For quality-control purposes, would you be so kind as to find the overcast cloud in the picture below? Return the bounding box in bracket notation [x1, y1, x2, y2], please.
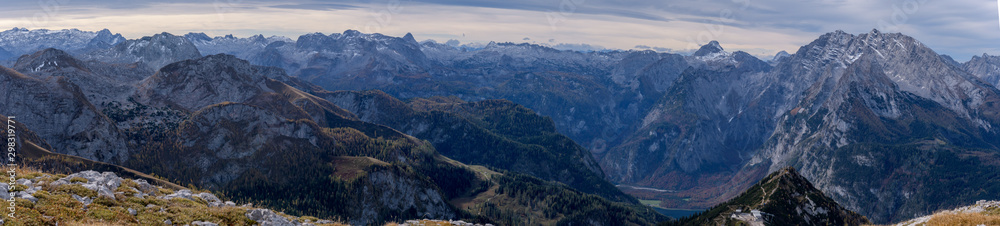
[0, 0, 996, 60]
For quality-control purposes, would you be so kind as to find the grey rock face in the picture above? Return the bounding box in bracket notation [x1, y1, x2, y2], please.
[85, 29, 127, 50]
[745, 30, 1000, 223]
[161, 189, 224, 207]
[176, 103, 320, 188]
[191, 221, 219, 226]
[12, 48, 152, 105]
[84, 32, 201, 70]
[73, 194, 94, 205]
[601, 43, 778, 189]
[133, 179, 158, 195]
[963, 53, 1000, 88]
[345, 169, 456, 225]
[51, 170, 123, 200]
[134, 54, 273, 112]
[770, 50, 791, 64]
[246, 209, 298, 226]
[184, 32, 291, 61]
[692, 40, 725, 57]
[0, 28, 123, 60]
[0, 66, 132, 163]
[0, 184, 8, 200]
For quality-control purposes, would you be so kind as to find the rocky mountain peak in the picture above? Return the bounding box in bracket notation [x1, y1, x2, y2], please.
[249, 34, 267, 43]
[295, 32, 335, 50]
[780, 29, 997, 120]
[12, 48, 88, 73]
[137, 53, 273, 111]
[693, 40, 725, 57]
[403, 32, 417, 44]
[96, 31, 202, 70]
[184, 32, 213, 42]
[963, 52, 1000, 87]
[678, 167, 870, 225]
[342, 29, 362, 37]
[157, 53, 262, 84]
[485, 41, 499, 49]
[771, 50, 791, 62]
[88, 28, 125, 47]
[0, 28, 104, 59]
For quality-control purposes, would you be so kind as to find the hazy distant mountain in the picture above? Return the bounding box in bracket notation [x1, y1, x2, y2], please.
[964, 53, 1000, 87]
[184, 32, 291, 61]
[82, 32, 201, 70]
[6, 27, 1000, 225]
[0, 27, 123, 61]
[770, 50, 791, 64]
[13, 48, 153, 105]
[190, 31, 699, 159]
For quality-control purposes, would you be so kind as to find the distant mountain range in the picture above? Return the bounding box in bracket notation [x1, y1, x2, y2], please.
[2, 27, 1000, 224]
[0, 33, 666, 224]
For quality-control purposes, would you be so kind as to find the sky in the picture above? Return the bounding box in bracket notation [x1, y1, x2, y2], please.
[0, 0, 997, 61]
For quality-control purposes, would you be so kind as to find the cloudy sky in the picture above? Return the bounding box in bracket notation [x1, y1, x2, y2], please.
[0, 0, 997, 60]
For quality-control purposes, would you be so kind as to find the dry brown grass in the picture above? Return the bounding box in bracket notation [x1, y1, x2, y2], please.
[12, 164, 42, 177]
[0, 166, 352, 226]
[923, 212, 1000, 226]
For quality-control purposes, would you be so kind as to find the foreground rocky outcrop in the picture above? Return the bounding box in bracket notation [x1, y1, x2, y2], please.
[0, 168, 348, 225]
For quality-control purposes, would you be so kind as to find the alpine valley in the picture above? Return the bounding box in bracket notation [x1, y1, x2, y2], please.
[2, 27, 1000, 225]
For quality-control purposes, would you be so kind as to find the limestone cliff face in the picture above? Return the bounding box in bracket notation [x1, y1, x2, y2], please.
[12, 48, 152, 105]
[134, 54, 272, 112]
[84, 32, 202, 71]
[749, 30, 1000, 223]
[0, 66, 131, 163]
[964, 53, 1000, 88]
